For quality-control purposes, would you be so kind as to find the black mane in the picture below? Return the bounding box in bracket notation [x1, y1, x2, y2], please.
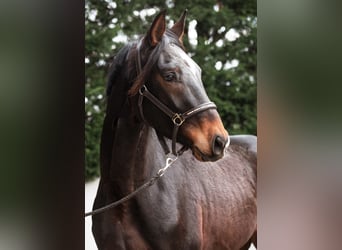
[106, 42, 134, 97]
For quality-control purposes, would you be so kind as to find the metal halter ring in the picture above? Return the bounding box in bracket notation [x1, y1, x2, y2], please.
[139, 85, 147, 95]
[172, 113, 185, 126]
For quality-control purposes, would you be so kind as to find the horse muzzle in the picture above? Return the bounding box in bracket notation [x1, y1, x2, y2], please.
[183, 110, 229, 162]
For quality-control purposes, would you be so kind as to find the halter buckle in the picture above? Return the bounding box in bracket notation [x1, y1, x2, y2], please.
[172, 113, 185, 126]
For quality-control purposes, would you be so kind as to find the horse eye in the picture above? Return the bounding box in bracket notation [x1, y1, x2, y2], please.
[164, 72, 176, 82]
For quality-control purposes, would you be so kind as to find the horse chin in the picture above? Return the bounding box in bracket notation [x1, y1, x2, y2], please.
[191, 146, 223, 162]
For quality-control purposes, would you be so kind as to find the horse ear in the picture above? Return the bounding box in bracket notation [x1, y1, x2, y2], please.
[147, 10, 166, 47]
[170, 10, 188, 42]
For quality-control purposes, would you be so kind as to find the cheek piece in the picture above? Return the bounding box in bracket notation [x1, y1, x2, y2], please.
[138, 84, 217, 156]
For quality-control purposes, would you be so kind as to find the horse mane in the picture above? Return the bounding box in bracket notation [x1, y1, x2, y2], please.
[106, 42, 134, 97]
[105, 42, 138, 119]
[100, 43, 136, 179]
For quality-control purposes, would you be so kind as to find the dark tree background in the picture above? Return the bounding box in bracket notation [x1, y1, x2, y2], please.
[85, 0, 256, 180]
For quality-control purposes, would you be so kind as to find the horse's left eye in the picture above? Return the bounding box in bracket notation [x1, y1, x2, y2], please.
[164, 72, 176, 82]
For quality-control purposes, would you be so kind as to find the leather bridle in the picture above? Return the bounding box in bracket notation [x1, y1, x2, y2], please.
[136, 41, 217, 156]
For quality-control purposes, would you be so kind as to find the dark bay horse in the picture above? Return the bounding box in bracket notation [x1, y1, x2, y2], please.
[92, 10, 257, 250]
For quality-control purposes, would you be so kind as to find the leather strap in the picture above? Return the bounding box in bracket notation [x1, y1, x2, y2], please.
[156, 131, 171, 155]
[139, 86, 175, 118]
[138, 85, 217, 156]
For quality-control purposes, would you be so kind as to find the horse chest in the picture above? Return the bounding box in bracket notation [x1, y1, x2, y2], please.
[131, 168, 256, 250]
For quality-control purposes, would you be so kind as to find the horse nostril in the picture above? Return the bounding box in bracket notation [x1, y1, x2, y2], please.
[212, 135, 227, 156]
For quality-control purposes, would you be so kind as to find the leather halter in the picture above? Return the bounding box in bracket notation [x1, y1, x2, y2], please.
[135, 41, 217, 156]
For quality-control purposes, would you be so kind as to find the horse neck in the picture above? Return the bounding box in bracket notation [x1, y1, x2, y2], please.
[107, 116, 162, 195]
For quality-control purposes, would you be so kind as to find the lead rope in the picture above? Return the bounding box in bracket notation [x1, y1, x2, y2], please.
[85, 156, 178, 217]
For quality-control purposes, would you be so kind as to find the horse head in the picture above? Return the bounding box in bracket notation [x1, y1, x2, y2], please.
[127, 10, 229, 161]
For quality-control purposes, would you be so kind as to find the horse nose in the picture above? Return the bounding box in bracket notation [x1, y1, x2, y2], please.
[212, 135, 227, 157]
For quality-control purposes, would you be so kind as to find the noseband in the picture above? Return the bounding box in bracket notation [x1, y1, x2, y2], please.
[136, 41, 217, 156]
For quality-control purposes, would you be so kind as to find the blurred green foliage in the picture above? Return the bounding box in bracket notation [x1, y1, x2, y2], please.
[85, 0, 256, 180]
